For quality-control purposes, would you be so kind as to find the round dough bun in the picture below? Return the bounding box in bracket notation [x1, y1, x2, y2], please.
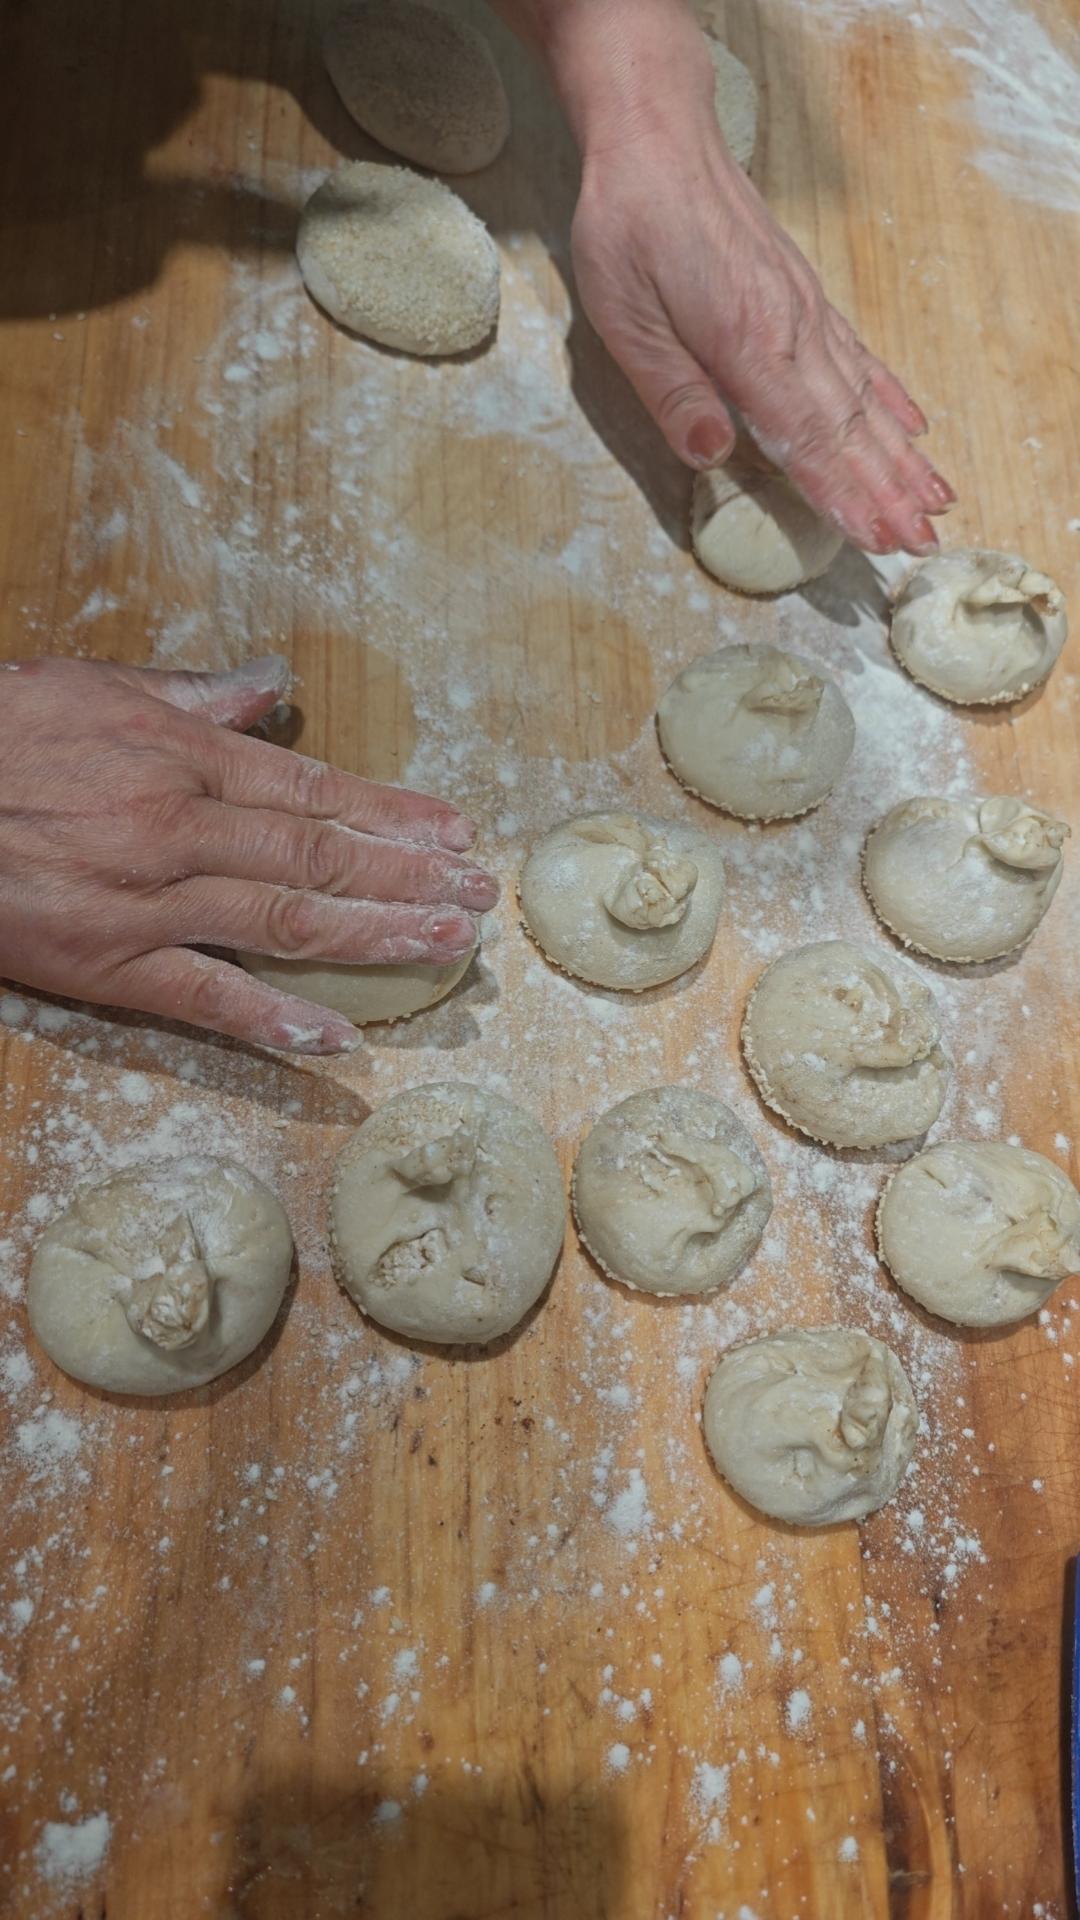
[658, 642, 855, 821]
[331, 1082, 566, 1345]
[742, 939, 950, 1149]
[297, 162, 499, 357]
[237, 939, 478, 1030]
[707, 36, 758, 170]
[573, 1088, 772, 1296]
[324, 0, 510, 174]
[891, 549, 1068, 705]
[864, 793, 1068, 963]
[519, 810, 725, 991]
[691, 446, 844, 595]
[877, 1140, 1080, 1328]
[703, 1326, 918, 1526]
[27, 1158, 294, 1397]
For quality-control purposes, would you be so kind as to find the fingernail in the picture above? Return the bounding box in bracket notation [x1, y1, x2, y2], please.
[272, 1019, 360, 1055]
[926, 472, 957, 510]
[438, 814, 477, 852]
[686, 419, 733, 470]
[869, 517, 898, 553]
[909, 516, 939, 553]
[223, 654, 291, 691]
[424, 910, 476, 952]
[908, 401, 929, 435]
[458, 870, 500, 911]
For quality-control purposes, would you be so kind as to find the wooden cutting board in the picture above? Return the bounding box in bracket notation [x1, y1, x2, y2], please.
[1, 0, 1078, 1915]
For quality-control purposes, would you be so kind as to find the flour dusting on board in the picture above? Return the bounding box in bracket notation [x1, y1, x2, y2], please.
[2, 53, 1078, 1907]
[765, 0, 1080, 213]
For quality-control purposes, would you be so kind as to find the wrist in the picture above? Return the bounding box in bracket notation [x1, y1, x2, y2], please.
[496, 0, 716, 156]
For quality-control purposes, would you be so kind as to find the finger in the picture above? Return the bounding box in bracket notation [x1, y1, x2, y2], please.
[163, 877, 479, 966]
[604, 322, 736, 471]
[189, 800, 499, 911]
[826, 317, 928, 439]
[756, 334, 938, 555]
[110, 656, 293, 732]
[826, 316, 955, 513]
[103, 947, 362, 1054]
[196, 729, 478, 854]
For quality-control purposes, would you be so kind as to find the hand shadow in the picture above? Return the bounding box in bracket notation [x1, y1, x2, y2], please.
[224, 1765, 630, 1920]
[0, 0, 691, 545]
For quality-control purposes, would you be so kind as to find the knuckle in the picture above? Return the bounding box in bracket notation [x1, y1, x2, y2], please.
[837, 404, 869, 448]
[180, 958, 233, 1025]
[655, 380, 710, 430]
[300, 820, 348, 894]
[290, 755, 336, 818]
[262, 888, 321, 956]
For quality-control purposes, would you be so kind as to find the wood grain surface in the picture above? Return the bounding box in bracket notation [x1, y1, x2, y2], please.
[1, 1, 1078, 1916]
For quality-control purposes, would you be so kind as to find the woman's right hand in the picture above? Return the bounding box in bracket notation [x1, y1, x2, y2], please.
[0, 655, 496, 1054]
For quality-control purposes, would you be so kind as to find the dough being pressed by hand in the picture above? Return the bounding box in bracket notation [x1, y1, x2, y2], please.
[891, 549, 1068, 705]
[706, 36, 758, 170]
[877, 1140, 1080, 1327]
[297, 162, 499, 356]
[742, 939, 950, 1149]
[237, 941, 478, 1030]
[692, 446, 843, 595]
[519, 810, 725, 991]
[658, 643, 855, 820]
[331, 1082, 565, 1344]
[27, 1158, 294, 1396]
[864, 794, 1068, 963]
[573, 1087, 772, 1296]
[703, 1326, 918, 1525]
[324, 0, 510, 174]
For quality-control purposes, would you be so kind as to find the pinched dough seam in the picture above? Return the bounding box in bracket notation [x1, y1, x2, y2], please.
[514, 880, 711, 995]
[888, 562, 1057, 707]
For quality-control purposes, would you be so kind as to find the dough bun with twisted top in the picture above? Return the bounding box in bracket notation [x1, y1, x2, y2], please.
[519, 810, 725, 990]
[891, 549, 1068, 705]
[658, 642, 855, 820]
[877, 1140, 1080, 1328]
[741, 939, 950, 1149]
[863, 793, 1068, 963]
[572, 1087, 772, 1296]
[703, 1326, 918, 1525]
[331, 1082, 565, 1345]
[27, 1158, 294, 1396]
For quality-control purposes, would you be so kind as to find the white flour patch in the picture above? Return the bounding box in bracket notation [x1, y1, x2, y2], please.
[35, 1812, 111, 1884]
[778, 0, 1080, 213]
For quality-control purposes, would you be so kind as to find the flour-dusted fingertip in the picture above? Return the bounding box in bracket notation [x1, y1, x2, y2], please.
[436, 813, 478, 853]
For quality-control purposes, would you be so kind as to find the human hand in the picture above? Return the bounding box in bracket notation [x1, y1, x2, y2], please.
[507, 0, 953, 556]
[0, 656, 496, 1053]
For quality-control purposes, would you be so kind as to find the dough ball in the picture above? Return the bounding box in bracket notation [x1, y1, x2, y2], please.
[703, 1326, 917, 1525]
[658, 643, 855, 821]
[742, 939, 949, 1149]
[331, 1081, 565, 1344]
[297, 161, 499, 356]
[707, 37, 758, 170]
[878, 1141, 1080, 1328]
[573, 1087, 772, 1296]
[691, 448, 843, 595]
[324, 0, 510, 175]
[864, 793, 1068, 963]
[237, 940, 478, 1030]
[519, 810, 725, 991]
[27, 1158, 294, 1397]
[891, 549, 1068, 705]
